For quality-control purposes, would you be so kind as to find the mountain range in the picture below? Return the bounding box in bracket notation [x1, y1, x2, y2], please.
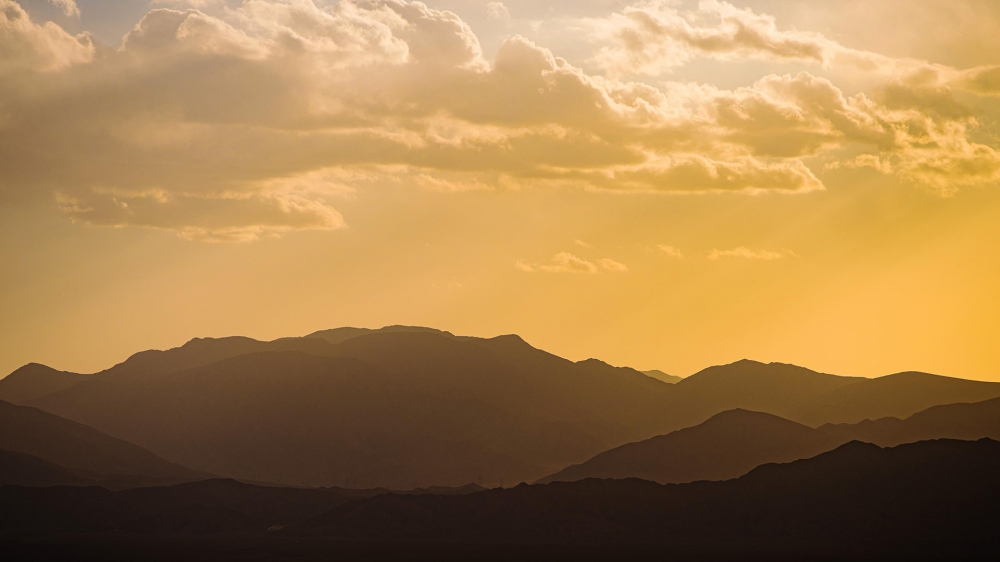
[3, 326, 1000, 488]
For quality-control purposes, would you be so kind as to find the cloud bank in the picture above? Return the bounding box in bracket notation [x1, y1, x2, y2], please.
[1, 0, 999, 240]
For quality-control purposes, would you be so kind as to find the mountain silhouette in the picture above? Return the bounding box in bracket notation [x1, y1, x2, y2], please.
[4, 327, 1000, 488]
[7, 331, 674, 487]
[537, 409, 846, 484]
[0, 364, 87, 404]
[295, 439, 1000, 558]
[0, 399, 203, 487]
[821, 396, 1000, 446]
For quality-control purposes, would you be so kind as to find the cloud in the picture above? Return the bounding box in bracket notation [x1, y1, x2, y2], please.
[707, 247, 792, 260]
[57, 189, 346, 242]
[586, 0, 834, 76]
[1, 0, 999, 241]
[486, 2, 510, 21]
[598, 258, 628, 272]
[658, 244, 683, 257]
[518, 252, 598, 273]
[517, 252, 628, 273]
[0, 0, 92, 72]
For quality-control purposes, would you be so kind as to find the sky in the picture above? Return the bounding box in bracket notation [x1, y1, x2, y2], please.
[2, 0, 1000, 381]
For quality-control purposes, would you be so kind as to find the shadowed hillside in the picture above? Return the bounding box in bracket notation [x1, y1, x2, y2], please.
[0, 400, 203, 488]
[0, 449, 90, 487]
[296, 439, 1000, 558]
[537, 409, 846, 484]
[4, 440, 997, 559]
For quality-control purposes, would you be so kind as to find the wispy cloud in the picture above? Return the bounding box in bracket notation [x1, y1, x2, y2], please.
[485, 2, 510, 21]
[658, 244, 683, 258]
[517, 252, 627, 273]
[708, 247, 794, 261]
[598, 258, 628, 272]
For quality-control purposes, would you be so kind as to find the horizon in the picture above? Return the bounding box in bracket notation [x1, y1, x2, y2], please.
[6, 323, 997, 383]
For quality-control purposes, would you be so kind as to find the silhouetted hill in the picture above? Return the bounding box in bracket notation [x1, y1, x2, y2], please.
[641, 369, 681, 384]
[0, 479, 350, 535]
[296, 439, 1000, 557]
[303, 325, 455, 345]
[538, 409, 846, 484]
[0, 400, 203, 487]
[821, 397, 1000, 446]
[0, 478, 486, 537]
[0, 449, 89, 487]
[2, 441, 998, 559]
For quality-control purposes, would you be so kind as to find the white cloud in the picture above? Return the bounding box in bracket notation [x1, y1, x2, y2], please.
[586, 0, 834, 76]
[0, 0, 92, 72]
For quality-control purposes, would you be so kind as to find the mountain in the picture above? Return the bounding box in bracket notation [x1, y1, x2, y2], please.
[537, 409, 846, 484]
[0, 399, 203, 487]
[5, 326, 1000, 488]
[642, 369, 682, 384]
[296, 439, 1000, 558]
[9, 331, 675, 487]
[821, 397, 1000, 447]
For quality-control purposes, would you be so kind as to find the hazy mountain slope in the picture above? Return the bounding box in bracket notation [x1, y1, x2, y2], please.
[820, 397, 1000, 447]
[538, 409, 846, 484]
[297, 439, 1000, 558]
[0, 449, 90, 487]
[642, 369, 682, 384]
[0, 400, 201, 483]
[574, 359, 673, 394]
[0, 364, 87, 404]
[660, 360, 1000, 431]
[799, 371, 1000, 426]
[659, 360, 864, 429]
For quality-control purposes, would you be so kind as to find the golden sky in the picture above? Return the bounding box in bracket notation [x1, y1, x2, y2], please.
[2, 0, 1000, 380]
